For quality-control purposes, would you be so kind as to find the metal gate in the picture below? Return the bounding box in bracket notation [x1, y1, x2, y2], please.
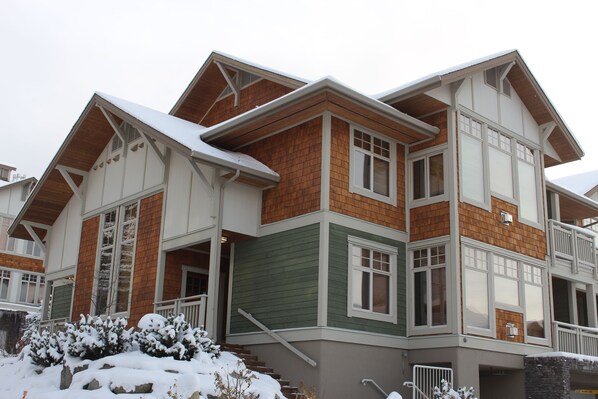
[405, 365, 453, 399]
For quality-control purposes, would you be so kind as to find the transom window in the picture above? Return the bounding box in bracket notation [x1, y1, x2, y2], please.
[348, 236, 397, 323]
[94, 201, 139, 316]
[412, 245, 447, 328]
[350, 127, 396, 205]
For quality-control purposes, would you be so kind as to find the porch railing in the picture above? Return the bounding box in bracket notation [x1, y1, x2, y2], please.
[39, 317, 69, 333]
[154, 294, 208, 329]
[404, 365, 453, 399]
[549, 220, 597, 272]
[553, 321, 598, 356]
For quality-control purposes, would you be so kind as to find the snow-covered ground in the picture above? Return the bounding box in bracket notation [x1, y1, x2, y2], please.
[0, 350, 286, 399]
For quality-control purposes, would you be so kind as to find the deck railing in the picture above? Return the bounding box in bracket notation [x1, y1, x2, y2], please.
[553, 321, 598, 356]
[549, 220, 597, 272]
[154, 294, 208, 329]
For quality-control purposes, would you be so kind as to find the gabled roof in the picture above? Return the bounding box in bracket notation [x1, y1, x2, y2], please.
[9, 92, 280, 241]
[200, 76, 439, 149]
[553, 170, 598, 197]
[171, 51, 309, 124]
[377, 50, 584, 166]
[0, 176, 36, 191]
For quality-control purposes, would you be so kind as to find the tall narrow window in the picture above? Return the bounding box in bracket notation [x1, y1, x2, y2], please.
[487, 128, 513, 199]
[463, 246, 489, 330]
[524, 264, 545, 338]
[517, 143, 539, 223]
[459, 115, 485, 204]
[412, 245, 447, 327]
[351, 128, 396, 204]
[348, 237, 397, 323]
[94, 202, 139, 316]
[0, 270, 10, 300]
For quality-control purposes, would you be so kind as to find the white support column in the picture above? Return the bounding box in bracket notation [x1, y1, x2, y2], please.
[587, 283, 598, 328]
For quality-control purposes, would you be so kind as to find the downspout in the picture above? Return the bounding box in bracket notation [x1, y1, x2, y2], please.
[205, 168, 240, 340]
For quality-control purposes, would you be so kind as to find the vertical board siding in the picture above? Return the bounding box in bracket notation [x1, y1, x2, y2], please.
[230, 224, 319, 333]
[327, 224, 406, 336]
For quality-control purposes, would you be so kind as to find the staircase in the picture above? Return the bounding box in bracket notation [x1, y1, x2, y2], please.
[220, 342, 306, 399]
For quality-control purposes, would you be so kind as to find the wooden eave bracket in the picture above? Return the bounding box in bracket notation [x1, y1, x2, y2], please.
[541, 121, 557, 142]
[450, 78, 466, 106]
[21, 221, 50, 253]
[140, 132, 167, 165]
[188, 160, 214, 193]
[215, 61, 240, 106]
[97, 105, 127, 155]
[56, 165, 87, 202]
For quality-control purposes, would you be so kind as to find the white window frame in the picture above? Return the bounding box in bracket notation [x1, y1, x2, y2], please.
[0, 269, 11, 301]
[347, 236, 397, 323]
[458, 111, 543, 229]
[18, 273, 45, 305]
[409, 240, 450, 335]
[408, 146, 448, 207]
[484, 66, 512, 97]
[461, 238, 549, 344]
[180, 265, 208, 298]
[91, 200, 139, 318]
[349, 126, 397, 206]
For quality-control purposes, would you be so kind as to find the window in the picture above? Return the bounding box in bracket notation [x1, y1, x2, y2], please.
[0, 270, 10, 300]
[485, 66, 512, 96]
[462, 242, 547, 340]
[412, 245, 447, 328]
[350, 127, 396, 205]
[411, 151, 446, 203]
[94, 201, 139, 316]
[459, 112, 541, 225]
[524, 264, 545, 338]
[111, 122, 142, 152]
[19, 273, 45, 305]
[348, 236, 397, 323]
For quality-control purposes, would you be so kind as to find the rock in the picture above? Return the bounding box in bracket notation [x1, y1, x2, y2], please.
[188, 391, 201, 399]
[100, 363, 114, 369]
[112, 382, 153, 394]
[84, 379, 101, 390]
[60, 365, 72, 390]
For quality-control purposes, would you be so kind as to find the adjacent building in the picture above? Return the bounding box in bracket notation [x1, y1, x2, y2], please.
[9, 50, 598, 398]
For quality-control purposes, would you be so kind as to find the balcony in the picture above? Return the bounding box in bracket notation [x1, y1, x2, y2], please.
[549, 220, 597, 275]
[553, 321, 598, 356]
[154, 294, 208, 329]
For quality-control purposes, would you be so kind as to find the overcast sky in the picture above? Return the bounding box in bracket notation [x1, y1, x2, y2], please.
[0, 0, 596, 181]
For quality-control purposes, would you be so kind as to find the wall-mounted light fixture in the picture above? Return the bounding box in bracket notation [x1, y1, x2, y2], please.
[220, 236, 228, 244]
[506, 322, 518, 338]
[500, 210, 513, 226]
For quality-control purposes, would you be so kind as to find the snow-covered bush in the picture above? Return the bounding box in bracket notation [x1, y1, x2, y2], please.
[16, 312, 40, 352]
[64, 314, 132, 360]
[433, 379, 477, 399]
[28, 329, 65, 367]
[134, 314, 220, 361]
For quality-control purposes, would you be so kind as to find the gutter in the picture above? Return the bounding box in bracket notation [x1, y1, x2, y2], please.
[376, 75, 442, 105]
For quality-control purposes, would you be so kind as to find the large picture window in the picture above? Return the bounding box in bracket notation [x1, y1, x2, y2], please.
[348, 236, 397, 323]
[350, 127, 396, 205]
[463, 242, 547, 341]
[94, 201, 139, 316]
[458, 112, 541, 226]
[412, 245, 447, 328]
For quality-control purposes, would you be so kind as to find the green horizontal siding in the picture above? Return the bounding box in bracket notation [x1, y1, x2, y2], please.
[328, 223, 406, 336]
[230, 224, 319, 333]
[50, 284, 73, 320]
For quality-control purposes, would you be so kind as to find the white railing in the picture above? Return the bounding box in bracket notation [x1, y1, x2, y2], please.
[154, 294, 208, 329]
[404, 365, 453, 399]
[549, 220, 597, 272]
[553, 321, 598, 356]
[39, 317, 69, 333]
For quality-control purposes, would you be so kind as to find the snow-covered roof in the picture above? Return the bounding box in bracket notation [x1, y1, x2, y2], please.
[96, 92, 279, 182]
[553, 170, 598, 196]
[375, 50, 516, 101]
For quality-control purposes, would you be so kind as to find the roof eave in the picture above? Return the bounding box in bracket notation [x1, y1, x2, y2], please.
[546, 180, 598, 211]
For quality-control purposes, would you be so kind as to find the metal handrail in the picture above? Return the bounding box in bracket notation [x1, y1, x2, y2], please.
[361, 378, 388, 397]
[237, 308, 317, 367]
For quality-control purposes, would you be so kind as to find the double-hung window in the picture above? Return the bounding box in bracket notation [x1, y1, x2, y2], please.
[350, 127, 396, 205]
[19, 273, 45, 305]
[348, 236, 397, 323]
[412, 245, 447, 328]
[94, 201, 139, 316]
